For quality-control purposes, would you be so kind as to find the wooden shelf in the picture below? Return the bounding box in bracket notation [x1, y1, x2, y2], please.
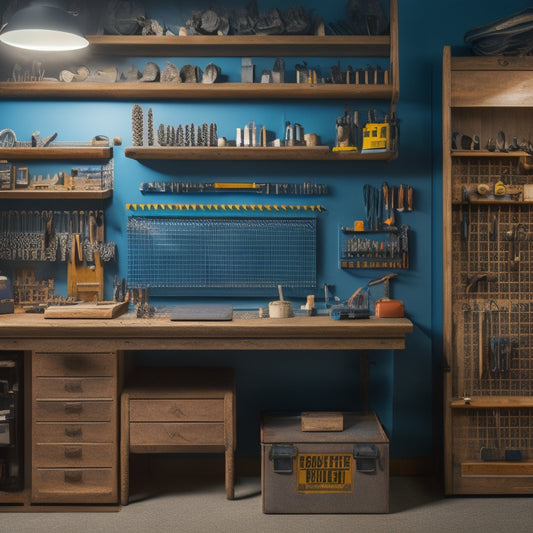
[85, 34, 391, 57]
[450, 397, 533, 409]
[451, 150, 530, 158]
[0, 147, 112, 160]
[124, 146, 397, 161]
[0, 189, 112, 199]
[0, 81, 394, 101]
[461, 461, 533, 477]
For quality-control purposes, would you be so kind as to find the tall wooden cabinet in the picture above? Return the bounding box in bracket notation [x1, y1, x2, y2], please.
[443, 46, 533, 494]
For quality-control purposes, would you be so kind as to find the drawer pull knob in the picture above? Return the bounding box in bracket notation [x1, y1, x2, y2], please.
[65, 402, 83, 414]
[64, 471, 83, 483]
[65, 446, 83, 458]
[65, 426, 83, 438]
[65, 381, 83, 393]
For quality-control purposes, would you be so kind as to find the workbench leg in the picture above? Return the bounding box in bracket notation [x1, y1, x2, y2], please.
[224, 389, 235, 500]
[120, 393, 130, 506]
[360, 351, 369, 412]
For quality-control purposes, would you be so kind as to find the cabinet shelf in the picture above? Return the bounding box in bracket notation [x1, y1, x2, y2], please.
[0, 147, 113, 160]
[0, 189, 112, 199]
[450, 397, 533, 409]
[124, 146, 397, 161]
[451, 150, 530, 158]
[85, 34, 391, 58]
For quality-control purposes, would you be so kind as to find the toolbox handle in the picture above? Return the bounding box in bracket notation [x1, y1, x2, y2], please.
[354, 444, 379, 473]
[270, 444, 297, 474]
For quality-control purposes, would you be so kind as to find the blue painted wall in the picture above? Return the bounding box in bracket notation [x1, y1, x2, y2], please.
[0, 0, 530, 459]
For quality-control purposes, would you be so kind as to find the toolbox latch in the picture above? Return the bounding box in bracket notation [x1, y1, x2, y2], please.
[270, 444, 297, 473]
[353, 444, 379, 473]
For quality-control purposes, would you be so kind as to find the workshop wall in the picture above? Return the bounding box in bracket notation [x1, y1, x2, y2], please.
[0, 0, 529, 460]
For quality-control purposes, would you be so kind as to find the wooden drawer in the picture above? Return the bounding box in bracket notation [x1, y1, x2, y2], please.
[33, 443, 115, 467]
[34, 400, 114, 422]
[129, 422, 224, 447]
[32, 468, 116, 504]
[130, 399, 224, 422]
[34, 422, 114, 443]
[33, 352, 115, 377]
[34, 377, 115, 400]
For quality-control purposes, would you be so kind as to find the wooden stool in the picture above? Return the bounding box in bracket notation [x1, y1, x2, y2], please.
[120, 367, 235, 504]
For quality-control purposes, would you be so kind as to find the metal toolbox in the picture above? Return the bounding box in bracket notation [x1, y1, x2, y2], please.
[261, 411, 389, 514]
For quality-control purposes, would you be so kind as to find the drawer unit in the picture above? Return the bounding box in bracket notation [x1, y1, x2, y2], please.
[129, 399, 224, 422]
[31, 352, 118, 505]
[34, 422, 115, 444]
[34, 377, 115, 400]
[32, 468, 116, 504]
[33, 443, 115, 467]
[129, 422, 225, 450]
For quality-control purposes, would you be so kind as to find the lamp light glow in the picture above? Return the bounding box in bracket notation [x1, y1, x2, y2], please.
[0, 5, 89, 51]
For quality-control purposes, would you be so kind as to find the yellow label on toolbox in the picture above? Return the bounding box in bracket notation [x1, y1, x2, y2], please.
[296, 453, 353, 494]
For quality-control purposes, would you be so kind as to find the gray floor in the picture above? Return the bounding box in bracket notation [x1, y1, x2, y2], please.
[2, 471, 533, 533]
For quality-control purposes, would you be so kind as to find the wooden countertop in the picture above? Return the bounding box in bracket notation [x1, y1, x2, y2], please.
[0, 313, 413, 352]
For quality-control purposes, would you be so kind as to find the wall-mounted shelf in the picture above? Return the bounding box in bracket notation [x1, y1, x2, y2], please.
[124, 146, 397, 161]
[0, 147, 113, 160]
[0, 189, 112, 199]
[0, 81, 394, 101]
[85, 34, 391, 57]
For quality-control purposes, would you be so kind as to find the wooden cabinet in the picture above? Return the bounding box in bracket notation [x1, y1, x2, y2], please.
[120, 367, 235, 504]
[31, 351, 118, 504]
[442, 46, 533, 495]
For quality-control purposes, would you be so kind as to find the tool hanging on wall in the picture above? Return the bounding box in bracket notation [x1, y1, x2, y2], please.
[0, 209, 115, 263]
[139, 181, 328, 195]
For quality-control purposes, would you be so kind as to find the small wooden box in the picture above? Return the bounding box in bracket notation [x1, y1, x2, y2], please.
[262, 411, 389, 514]
[301, 411, 344, 432]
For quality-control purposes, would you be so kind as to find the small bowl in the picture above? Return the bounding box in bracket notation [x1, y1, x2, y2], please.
[269, 300, 292, 318]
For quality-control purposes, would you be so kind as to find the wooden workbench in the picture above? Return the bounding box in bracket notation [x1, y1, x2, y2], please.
[0, 314, 413, 351]
[0, 313, 412, 510]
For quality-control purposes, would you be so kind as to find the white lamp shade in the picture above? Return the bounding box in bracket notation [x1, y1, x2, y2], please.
[0, 5, 89, 51]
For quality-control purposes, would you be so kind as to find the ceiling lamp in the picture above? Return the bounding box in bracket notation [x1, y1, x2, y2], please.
[0, 4, 89, 51]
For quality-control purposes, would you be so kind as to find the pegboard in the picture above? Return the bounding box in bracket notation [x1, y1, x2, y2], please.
[127, 216, 317, 293]
[451, 157, 533, 399]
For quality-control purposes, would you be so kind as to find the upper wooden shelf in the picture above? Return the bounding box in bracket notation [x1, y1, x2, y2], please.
[85, 34, 391, 57]
[0, 81, 394, 100]
[0, 147, 113, 160]
[124, 146, 397, 161]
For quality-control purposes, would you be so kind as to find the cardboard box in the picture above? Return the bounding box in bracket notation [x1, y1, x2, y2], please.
[261, 411, 389, 514]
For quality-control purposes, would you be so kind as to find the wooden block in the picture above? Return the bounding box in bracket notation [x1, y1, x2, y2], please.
[301, 411, 344, 432]
[44, 301, 128, 319]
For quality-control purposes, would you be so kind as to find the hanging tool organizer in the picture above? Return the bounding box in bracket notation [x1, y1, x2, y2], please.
[443, 46, 533, 495]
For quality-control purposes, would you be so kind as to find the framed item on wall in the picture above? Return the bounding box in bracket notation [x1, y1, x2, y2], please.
[0, 160, 13, 190]
[14, 167, 29, 188]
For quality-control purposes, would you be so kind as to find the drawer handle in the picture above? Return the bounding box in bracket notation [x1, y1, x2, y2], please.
[65, 381, 83, 393]
[64, 446, 83, 459]
[65, 426, 82, 438]
[64, 471, 83, 483]
[64, 402, 83, 414]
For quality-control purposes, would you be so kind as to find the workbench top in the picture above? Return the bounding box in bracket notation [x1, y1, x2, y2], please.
[0, 313, 413, 352]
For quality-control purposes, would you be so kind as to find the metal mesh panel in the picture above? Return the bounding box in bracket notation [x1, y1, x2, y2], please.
[452, 408, 533, 463]
[451, 157, 533, 398]
[127, 216, 316, 291]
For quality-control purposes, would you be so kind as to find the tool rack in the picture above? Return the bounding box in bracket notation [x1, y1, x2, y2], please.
[443, 47, 533, 494]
